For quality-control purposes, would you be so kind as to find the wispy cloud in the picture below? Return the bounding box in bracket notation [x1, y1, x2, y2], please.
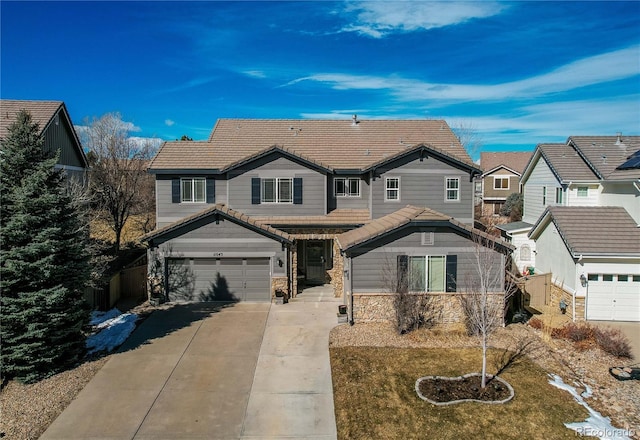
[243, 70, 267, 79]
[164, 119, 175, 127]
[284, 45, 640, 102]
[339, 1, 506, 38]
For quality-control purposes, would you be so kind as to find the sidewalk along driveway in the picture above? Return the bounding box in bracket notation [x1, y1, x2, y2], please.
[590, 321, 640, 360]
[41, 302, 270, 440]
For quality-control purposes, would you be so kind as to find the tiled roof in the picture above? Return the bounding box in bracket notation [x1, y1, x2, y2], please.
[481, 151, 532, 174]
[529, 206, 640, 256]
[254, 209, 370, 226]
[149, 119, 474, 171]
[336, 205, 513, 252]
[0, 100, 63, 139]
[496, 221, 533, 233]
[141, 204, 293, 244]
[569, 135, 640, 180]
[538, 143, 599, 182]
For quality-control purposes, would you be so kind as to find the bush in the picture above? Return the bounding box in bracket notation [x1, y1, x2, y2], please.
[552, 323, 594, 343]
[593, 327, 633, 359]
[527, 317, 544, 330]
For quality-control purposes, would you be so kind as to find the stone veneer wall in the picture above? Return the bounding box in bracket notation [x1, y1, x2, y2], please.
[549, 283, 585, 321]
[271, 276, 289, 299]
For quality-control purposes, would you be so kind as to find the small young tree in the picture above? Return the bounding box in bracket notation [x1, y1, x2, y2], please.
[1, 110, 91, 382]
[500, 192, 523, 221]
[458, 233, 515, 388]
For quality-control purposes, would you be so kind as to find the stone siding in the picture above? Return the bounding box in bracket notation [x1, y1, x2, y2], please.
[550, 283, 586, 321]
[271, 276, 289, 299]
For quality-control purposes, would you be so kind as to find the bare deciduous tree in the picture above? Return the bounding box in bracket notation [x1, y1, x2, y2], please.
[458, 234, 515, 388]
[452, 120, 483, 161]
[147, 246, 195, 303]
[78, 113, 156, 252]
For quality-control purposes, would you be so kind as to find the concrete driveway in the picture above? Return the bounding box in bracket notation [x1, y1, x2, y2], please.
[590, 321, 640, 360]
[41, 295, 339, 440]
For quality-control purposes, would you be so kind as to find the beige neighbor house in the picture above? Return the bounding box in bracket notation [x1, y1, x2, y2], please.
[498, 134, 640, 322]
[479, 151, 531, 216]
[0, 100, 89, 182]
[142, 117, 515, 323]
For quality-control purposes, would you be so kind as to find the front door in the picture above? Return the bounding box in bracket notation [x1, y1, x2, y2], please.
[305, 240, 327, 285]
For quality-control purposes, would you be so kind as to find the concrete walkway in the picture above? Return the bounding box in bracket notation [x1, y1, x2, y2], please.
[41, 288, 340, 440]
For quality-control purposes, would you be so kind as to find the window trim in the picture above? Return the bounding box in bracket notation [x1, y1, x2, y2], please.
[493, 176, 510, 190]
[577, 186, 588, 197]
[555, 187, 563, 204]
[445, 177, 460, 202]
[542, 187, 547, 205]
[334, 177, 361, 198]
[261, 177, 293, 204]
[180, 177, 206, 203]
[408, 255, 447, 293]
[385, 177, 400, 202]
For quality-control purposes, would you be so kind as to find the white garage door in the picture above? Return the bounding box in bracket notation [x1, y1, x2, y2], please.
[586, 274, 640, 322]
[168, 257, 271, 302]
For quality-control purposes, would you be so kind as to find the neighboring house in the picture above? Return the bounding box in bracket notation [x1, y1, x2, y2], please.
[143, 117, 514, 323]
[529, 206, 640, 322]
[498, 134, 640, 273]
[0, 100, 89, 181]
[479, 151, 531, 216]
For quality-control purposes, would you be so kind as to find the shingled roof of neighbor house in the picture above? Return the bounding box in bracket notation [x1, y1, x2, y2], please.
[569, 135, 640, 181]
[141, 204, 293, 244]
[480, 151, 532, 174]
[336, 205, 514, 252]
[529, 206, 640, 257]
[149, 118, 477, 172]
[0, 100, 66, 139]
[536, 143, 600, 182]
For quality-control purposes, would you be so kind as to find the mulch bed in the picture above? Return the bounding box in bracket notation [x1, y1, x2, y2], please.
[417, 374, 512, 403]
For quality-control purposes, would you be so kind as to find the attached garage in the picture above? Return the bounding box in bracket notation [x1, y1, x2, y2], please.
[144, 205, 293, 303]
[586, 274, 640, 322]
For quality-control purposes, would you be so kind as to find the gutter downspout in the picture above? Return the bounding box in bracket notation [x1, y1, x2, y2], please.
[572, 289, 576, 322]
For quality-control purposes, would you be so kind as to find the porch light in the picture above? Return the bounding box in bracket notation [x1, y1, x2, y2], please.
[579, 274, 587, 287]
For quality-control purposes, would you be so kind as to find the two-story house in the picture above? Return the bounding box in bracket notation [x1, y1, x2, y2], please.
[0, 100, 89, 182]
[478, 151, 531, 216]
[143, 118, 514, 323]
[498, 134, 640, 322]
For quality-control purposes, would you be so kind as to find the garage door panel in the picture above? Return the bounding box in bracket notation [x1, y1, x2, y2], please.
[587, 279, 640, 322]
[244, 258, 271, 301]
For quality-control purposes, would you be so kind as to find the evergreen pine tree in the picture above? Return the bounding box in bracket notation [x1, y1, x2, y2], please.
[1, 110, 91, 383]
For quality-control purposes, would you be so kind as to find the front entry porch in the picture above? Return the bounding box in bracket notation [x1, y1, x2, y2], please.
[290, 235, 344, 298]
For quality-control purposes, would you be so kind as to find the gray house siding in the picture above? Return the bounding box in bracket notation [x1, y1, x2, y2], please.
[227, 155, 326, 216]
[371, 155, 473, 223]
[328, 175, 370, 211]
[156, 175, 225, 227]
[523, 158, 561, 224]
[43, 112, 85, 168]
[349, 230, 504, 293]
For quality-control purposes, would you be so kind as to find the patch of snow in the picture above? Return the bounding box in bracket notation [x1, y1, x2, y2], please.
[581, 383, 593, 399]
[548, 374, 631, 439]
[90, 308, 123, 326]
[86, 309, 138, 354]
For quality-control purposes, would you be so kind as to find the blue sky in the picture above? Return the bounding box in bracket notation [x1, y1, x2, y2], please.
[1, 1, 639, 159]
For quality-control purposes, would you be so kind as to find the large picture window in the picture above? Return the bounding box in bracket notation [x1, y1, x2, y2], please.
[181, 177, 206, 203]
[262, 178, 293, 203]
[335, 178, 360, 197]
[385, 177, 400, 201]
[445, 177, 460, 201]
[409, 255, 446, 292]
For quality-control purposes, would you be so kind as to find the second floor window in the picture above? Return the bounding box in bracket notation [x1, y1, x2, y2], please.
[385, 177, 400, 201]
[555, 187, 563, 204]
[542, 187, 547, 205]
[262, 177, 293, 203]
[335, 178, 360, 197]
[445, 177, 460, 201]
[181, 177, 206, 203]
[577, 186, 588, 197]
[493, 176, 509, 190]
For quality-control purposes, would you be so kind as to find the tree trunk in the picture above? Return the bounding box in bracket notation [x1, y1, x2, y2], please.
[481, 330, 487, 388]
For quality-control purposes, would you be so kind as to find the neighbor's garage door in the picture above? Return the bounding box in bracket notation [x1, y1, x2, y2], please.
[170, 257, 271, 302]
[586, 274, 640, 322]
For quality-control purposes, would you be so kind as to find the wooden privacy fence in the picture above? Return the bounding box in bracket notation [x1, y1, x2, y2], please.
[84, 264, 147, 310]
[520, 273, 551, 313]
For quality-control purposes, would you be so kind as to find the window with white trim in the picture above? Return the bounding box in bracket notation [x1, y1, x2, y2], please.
[494, 176, 509, 190]
[542, 187, 547, 205]
[445, 177, 460, 201]
[335, 178, 360, 197]
[262, 178, 292, 203]
[181, 177, 206, 203]
[520, 244, 531, 261]
[577, 186, 588, 197]
[385, 177, 400, 201]
[409, 255, 446, 292]
[555, 187, 563, 204]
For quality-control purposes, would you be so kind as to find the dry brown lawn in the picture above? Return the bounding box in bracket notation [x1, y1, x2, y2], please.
[330, 347, 595, 440]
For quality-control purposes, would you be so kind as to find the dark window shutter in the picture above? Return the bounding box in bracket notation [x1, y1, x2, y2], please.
[293, 177, 303, 204]
[446, 255, 457, 292]
[172, 178, 180, 203]
[397, 255, 408, 293]
[251, 178, 261, 204]
[206, 178, 215, 204]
